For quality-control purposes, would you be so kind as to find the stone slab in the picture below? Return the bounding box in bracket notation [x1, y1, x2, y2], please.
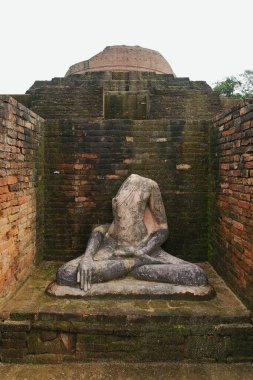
[0, 262, 252, 363]
[1, 363, 253, 380]
[46, 277, 214, 300]
[0, 262, 251, 323]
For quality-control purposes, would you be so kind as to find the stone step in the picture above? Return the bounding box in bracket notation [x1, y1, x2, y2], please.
[0, 262, 252, 363]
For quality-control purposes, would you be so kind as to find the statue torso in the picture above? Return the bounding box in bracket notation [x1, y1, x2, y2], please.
[108, 174, 155, 247]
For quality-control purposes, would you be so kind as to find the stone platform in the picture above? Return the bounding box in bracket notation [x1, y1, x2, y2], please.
[0, 262, 252, 363]
[1, 363, 253, 380]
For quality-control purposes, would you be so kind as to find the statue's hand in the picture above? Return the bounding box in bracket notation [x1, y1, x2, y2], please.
[77, 256, 95, 291]
[113, 247, 135, 258]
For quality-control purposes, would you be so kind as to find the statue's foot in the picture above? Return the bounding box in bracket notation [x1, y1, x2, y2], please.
[56, 258, 137, 288]
[56, 258, 80, 287]
[132, 263, 208, 286]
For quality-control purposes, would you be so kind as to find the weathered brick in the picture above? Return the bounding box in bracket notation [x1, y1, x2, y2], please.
[211, 100, 253, 309]
[0, 320, 31, 332]
[1, 339, 27, 348]
[0, 96, 44, 298]
[0, 178, 8, 187]
[2, 332, 27, 340]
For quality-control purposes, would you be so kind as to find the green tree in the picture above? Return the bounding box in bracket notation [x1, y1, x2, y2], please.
[213, 76, 242, 98]
[213, 70, 253, 98]
[240, 70, 253, 98]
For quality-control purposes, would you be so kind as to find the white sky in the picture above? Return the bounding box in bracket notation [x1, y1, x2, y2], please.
[1, 0, 252, 94]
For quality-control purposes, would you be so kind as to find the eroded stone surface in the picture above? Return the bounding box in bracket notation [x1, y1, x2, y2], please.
[1, 363, 253, 380]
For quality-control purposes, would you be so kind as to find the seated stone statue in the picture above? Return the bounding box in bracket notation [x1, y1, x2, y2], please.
[56, 174, 208, 291]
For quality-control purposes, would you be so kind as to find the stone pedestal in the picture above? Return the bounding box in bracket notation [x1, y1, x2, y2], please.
[47, 276, 214, 300]
[0, 262, 252, 364]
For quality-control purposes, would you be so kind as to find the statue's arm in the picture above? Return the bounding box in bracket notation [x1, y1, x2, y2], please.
[81, 224, 110, 259]
[135, 182, 169, 263]
[149, 182, 168, 229]
[77, 224, 110, 290]
[136, 229, 168, 260]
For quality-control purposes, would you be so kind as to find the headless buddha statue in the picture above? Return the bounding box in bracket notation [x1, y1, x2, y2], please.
[56, 174, 208, 291]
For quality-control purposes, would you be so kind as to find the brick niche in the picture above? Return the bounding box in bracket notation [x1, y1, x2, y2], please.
[26, 71, 221, 262]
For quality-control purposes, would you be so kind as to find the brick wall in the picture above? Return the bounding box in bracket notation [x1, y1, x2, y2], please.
[43, 117, 212, 262]
[27, 72, 220, 263]
[0, 96, 44, 298]
[66, 45, 174, 76]
[27, 73, 220, 121]
[211, 99, 253, 308]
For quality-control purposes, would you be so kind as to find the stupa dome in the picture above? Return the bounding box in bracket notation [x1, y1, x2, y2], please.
[65, 45, 175, 76]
